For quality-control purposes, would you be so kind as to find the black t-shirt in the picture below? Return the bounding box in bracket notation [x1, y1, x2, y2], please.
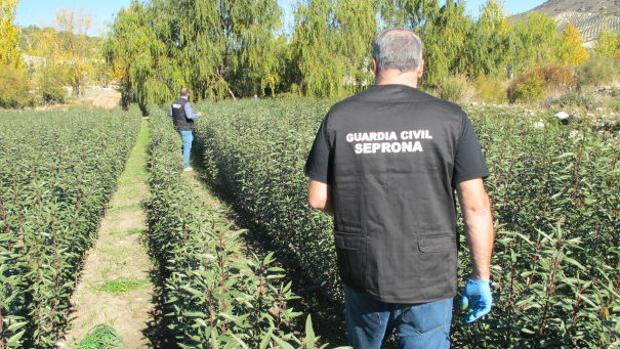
[305, 87, 489, 187]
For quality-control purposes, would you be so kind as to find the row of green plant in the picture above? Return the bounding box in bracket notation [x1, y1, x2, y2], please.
[144, 112, 329, 348]
[0, 107, 141, 348]
[196, 99, 619, 348]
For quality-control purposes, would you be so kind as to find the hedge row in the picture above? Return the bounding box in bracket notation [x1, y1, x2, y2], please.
[145, 112, 325, 348]
[195, 99, 619, 348]
[0, 108, 141, 348]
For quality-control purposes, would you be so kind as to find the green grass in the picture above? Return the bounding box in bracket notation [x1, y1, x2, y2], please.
[96, 277, 150, 295]
[74, 324, 125, 349]
[118, 120, 149, 186]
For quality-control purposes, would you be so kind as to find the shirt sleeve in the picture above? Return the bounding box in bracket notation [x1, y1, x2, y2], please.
[168, 106, 173, 118]
[184, 103, 196, 120]
[452, 112, 489, 186]
[304, 116, 333, 184]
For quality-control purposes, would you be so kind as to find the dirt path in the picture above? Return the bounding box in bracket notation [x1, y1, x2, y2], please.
[60, 120, 153, 348]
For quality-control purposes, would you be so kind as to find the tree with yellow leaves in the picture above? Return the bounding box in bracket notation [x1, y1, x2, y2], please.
[557, 23, 589, 66]
[0, 0, 23, 69]
[0, 0, 31, 108]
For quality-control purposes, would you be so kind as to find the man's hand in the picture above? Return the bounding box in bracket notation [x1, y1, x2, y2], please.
[461, 278, 492, 323]
[307, 180, 332, 214]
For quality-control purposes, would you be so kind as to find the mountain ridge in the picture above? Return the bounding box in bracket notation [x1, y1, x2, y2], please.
[515, 0, 620, 46]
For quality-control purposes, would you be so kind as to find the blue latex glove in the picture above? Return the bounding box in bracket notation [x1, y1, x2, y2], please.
[461, 278, 492, 324]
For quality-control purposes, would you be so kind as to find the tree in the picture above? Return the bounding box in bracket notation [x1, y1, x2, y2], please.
[26, 27, 68, 104]
[0, 0, 24, 69]
[510, 12, 561, 76]
[594, 30, 620, 58]
[421, 1, 473, 86]
[465, 0, 512, 79]
[557, 24, 589, 66]
[335, 0, 377, 90]
[103, 0, 173, 114]
[379, 0, 439, 29]
[290, 0, 347, 97]
[54, 9, 100, 96]
[224, 0, 285, 97]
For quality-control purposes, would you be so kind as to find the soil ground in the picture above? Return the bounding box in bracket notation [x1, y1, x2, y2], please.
[60, 120, 153, 349]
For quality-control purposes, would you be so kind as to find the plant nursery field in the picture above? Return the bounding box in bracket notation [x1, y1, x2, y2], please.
[0, 99, 618, 349]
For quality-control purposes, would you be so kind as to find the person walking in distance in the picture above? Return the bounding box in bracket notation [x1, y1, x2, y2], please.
[169, 88, 201, 171]
[305, 29, 495, 349]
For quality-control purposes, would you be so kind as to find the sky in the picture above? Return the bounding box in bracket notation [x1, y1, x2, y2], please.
[15, 0, 546, 37]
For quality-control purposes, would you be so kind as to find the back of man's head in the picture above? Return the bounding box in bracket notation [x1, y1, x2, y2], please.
[180, 88, 189, 97]
[372, 29, 423, 74]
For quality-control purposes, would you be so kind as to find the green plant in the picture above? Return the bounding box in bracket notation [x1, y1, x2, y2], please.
[74, 324, 125, 349]
[437, 74, 472, 102]
[549, 91, 601, 111]
[474, 75, 507, 103]
[606, 98, 620, 113]
[145, 111, 324, 348]
[0, 65, 33, 108]
[96, 278, 149, 295]
[509, 73, 546, 103]
[577, 55, 620, 87]
[195, 99, 619, 349]
[0, 107, 140, 348]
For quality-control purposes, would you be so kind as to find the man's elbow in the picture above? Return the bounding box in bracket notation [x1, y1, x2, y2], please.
[308, 195, 327, 210]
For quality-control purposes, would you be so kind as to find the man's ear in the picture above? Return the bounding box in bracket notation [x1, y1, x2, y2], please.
[417, 59, 425, 79]
[372, 58, 378, 76]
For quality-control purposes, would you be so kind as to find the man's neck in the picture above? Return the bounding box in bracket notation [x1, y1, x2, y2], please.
[375, 70, 419, 89]
[181, 96, 189, 100]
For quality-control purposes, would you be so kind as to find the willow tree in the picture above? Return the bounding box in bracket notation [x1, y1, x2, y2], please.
[170, 0, 229, 100]
[224, 0, 285, 97]
[420, 1, 473, 86]
[465, 0, 512, 79]
[379, 0, 439, 29]
[290, 0, 347, 97]
[103, 0, 173, 114]
[335, 0, 377, 91]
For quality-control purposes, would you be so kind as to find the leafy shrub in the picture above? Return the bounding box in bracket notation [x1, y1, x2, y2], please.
[34, 63, 68, 105]
[607, 98, 620, 113]
[196, 99, 619, 348]
[509, 65, 576, 103]
[0, 108, 141, 348]
[549, 91, 601, 111]
[508, 73, 546, 103]
[145, 112, 322, 348]
[536, 64, 576, 91]
[0, 65, 34, 108]
[474, 75, 507, 104]
[577, 55, 620, 87]
[437, 74, 473, 102]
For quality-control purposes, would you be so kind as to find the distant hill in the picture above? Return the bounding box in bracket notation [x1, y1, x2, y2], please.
[514, 0, 620, 47]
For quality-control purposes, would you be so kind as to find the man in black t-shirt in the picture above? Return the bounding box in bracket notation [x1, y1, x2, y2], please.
[305, 29, 495, 349]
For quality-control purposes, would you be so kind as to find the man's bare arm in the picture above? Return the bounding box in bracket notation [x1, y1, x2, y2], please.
[457, 178, 494, 280]
[307, 180, 333, 214]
